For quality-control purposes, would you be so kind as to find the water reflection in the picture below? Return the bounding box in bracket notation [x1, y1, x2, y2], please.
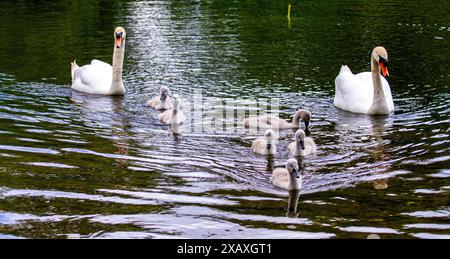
[265, 155, 276, 172]
[70, 91, 131, 166]
[373, 179, 389, 190]
[0, 0, 449, 239]
[286, 189, 301, 218]
[334, 109, 395, 188]
[70, 91, 126, 121]
[334, 109, 393, 142]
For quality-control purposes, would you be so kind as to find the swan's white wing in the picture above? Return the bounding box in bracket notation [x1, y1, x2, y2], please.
[251, 138, 266, 154]
[334, 67, 374, 114]
[158, 110, 172, 124]
[91, 59, 112, 71]
[335, 64, 394, 114]
[148, 96, 161, 108]
[288, 142, 295, 153]
[304, 137, 317, 155]
[270, 169, 289, 190]
[71, 60, 112, 95]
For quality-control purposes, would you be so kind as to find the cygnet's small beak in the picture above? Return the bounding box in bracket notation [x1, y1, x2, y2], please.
[293, 168, 300, 179]
[300, 140, 305, 150]
[160, 92, 167, 101]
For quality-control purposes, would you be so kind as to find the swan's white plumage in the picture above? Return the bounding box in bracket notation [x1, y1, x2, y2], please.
[251, 130, 276, 155]
[147, 87, 173, 110]
[71, 59, 113, 95]
[334, 66, 394, 114]
[288, 137, 316, 157]
[242, 110, 311, 130]
[158, 95, 186, 125]
[251, 138, 276, 155]
[243, 115, 292, 129]
[270, 159, 301, 191]
[158, 110, 186, 124]
[271, 168, 292, 190]
[148, 96, 173, 110]
[288, 129, 316, 157]
[70, 27, 126, 96]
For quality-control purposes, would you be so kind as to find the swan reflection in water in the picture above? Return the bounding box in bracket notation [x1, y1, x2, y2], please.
[335, 109, 394, 190]
[373, 179, 389, 190]
[286, 157, 306, 218]
[70, 91, 131, 168]
[286, 189, 301, 218]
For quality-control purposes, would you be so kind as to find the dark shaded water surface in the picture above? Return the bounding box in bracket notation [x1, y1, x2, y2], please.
[0, 0, 449, 238]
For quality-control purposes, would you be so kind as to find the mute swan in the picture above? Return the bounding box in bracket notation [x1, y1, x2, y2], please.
[288, 129, 317, 157]
[158, 94, 186, 126]
[70, 27, 127, 96]
[251, 129, 276, 155]
[334, 46, 394, 115]
[270, 158, 301, 191]
[243, 109, 311, 130]
[147, 86, 173, 110]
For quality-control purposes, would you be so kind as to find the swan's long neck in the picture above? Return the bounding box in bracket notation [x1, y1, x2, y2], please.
[265, 138, 274, 152]
[369, 57, 389, 114]
[171, 104, 179, 123]
[110, 41, 126, 95]
[294, 142, 305, 156]
[292, 112, 301, 128]
[288, 172, 300, 190]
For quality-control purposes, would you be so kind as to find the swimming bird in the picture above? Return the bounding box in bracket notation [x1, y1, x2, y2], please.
[270, 158, 302, 190]
[288, 129, 317, 157]
[334, 46, 394, 115]
[147, 86, 173, 110]
[243, 109, 311, 130]
[158, 94, 186, 127]
[251, 129, 276, 155]
[71, 27, 127, 95]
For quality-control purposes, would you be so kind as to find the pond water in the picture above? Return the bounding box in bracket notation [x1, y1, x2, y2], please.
[0, 0, 449, 239]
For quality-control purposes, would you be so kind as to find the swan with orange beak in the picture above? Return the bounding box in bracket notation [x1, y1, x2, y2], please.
[334, 46, 394, 115]
[71, 27, 127, 95]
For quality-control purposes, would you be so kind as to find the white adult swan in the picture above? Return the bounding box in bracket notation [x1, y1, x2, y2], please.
[270, 158, 301, 191]
[334, 46, 394, 115]
[70, 27, 127, 95]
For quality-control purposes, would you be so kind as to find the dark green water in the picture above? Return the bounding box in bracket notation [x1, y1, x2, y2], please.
[0, 0, 449, 238]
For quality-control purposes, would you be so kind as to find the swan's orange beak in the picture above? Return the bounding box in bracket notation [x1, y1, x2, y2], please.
[115, 32, 123, 48]
[379, 56, 390, 77]
[380, 62, 389, 77]
[115, 38, 122, 48]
